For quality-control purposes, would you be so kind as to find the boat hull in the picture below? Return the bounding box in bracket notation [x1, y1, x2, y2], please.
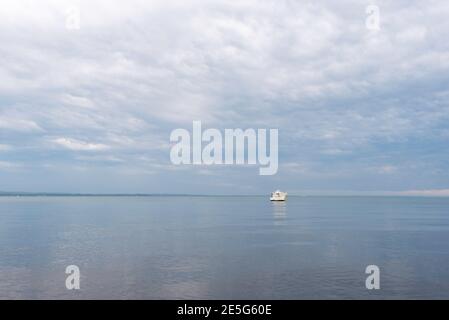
[270, 193, 287, 201]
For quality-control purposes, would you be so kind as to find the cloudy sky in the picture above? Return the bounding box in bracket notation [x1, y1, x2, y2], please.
[0, 0, 449, 195]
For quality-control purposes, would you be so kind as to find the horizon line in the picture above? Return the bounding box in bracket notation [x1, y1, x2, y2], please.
[1, 191, 449, 197]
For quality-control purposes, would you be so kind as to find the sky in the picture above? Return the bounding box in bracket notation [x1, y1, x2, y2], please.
[0, 0, 449, 195]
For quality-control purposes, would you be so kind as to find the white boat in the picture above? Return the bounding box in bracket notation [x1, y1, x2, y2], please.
[270, 190, 287, 201]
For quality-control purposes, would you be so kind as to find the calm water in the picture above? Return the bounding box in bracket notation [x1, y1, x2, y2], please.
[0, 196, 448, 299]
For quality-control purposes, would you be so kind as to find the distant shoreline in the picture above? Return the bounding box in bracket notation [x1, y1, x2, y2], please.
[1, 193, 449, 198]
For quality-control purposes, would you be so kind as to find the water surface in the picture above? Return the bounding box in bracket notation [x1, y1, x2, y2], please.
[0, 196, 448, 299]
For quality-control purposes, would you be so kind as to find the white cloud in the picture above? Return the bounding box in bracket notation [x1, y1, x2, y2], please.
[321, 148, 348, 155]
[398, 189, 449, 197]
[61, 94, 95, 109]
[0, 161, 21, 170]
[0, 117, 42, 132]
[75, 155, 124, 162]
[377, 165, 397, 174]
[282, 162, 308, 174]
[53, 138, 110, 151]
[0, 144, 12, 151]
